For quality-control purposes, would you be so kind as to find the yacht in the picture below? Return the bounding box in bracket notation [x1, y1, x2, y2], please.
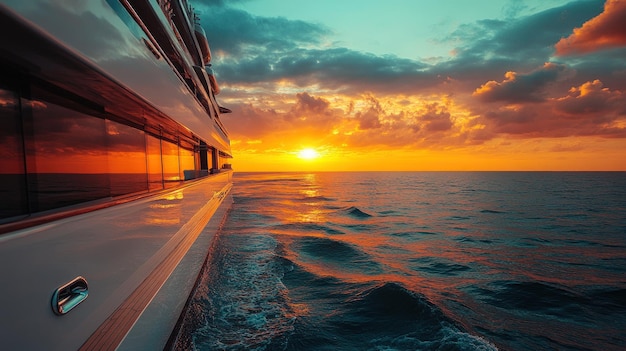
[0, 0, 232, 349]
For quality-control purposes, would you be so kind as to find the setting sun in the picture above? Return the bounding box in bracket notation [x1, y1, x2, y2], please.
[297, 148, 319, 160]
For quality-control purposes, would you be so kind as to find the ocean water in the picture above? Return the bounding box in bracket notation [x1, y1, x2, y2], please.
[176, 172, 626, 351]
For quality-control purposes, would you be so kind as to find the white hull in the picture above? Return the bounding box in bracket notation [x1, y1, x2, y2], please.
[0, 173, 232, 350]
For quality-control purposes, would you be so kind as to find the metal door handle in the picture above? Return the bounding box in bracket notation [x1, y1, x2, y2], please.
[51, 276, 89, 315]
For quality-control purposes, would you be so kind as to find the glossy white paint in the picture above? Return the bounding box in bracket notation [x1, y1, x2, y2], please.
[0, 172, 232, 350]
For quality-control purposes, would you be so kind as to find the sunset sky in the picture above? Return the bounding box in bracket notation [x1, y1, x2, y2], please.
[192, 0, 626, 171]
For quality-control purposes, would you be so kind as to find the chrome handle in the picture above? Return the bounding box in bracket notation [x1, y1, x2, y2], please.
[51, 276, 89, 315]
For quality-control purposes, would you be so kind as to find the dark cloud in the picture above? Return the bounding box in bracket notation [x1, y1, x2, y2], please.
[205, 0, 606, 98]
[475, 79, 626, 138]
[494, 0, 604, 58]
[473, 63, 570, 103]
[447, 1, 604, 62]
[557, 47, 626, 91]
[217, 47, 432, 94]
[554, 79, 625, 118]
[192, 1, 436, 93]
[428, 0, 603, 94]
[194, 6, 330, 57]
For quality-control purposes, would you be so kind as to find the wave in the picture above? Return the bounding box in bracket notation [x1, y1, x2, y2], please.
[467, 280, 594, 319]
[286, 282, 497, 350]
[296, 195, 335, 202]
[561, 238, 623, 248]
[339, 206, 373, 218]
[454, 236, 496, 244]
[588, 287, 626, 311]
[278, 255, 356, 304]
[273, 223, 345, 235]
[296, 236, 382, 275]
[379, 209, 399, 215]
[480, 209, 506, 214]
[298, 236, 367, 260]
[409, 257, 472, 276]
[448, 215, 471, 220]
[346, 282, 435, 318]
[389, 230, 439, 238]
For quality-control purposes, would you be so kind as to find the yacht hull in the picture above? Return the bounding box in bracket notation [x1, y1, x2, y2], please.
[0, 0, 233, 349]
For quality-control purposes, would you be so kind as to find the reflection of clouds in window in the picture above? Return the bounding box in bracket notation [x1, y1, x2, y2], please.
[0, 88, 25, 176]
[30, 99, 107, 158]
[31, 100, 47, 110]
[106, 120, 147, 175]
[0, 89, 16, 107]
[12, 0, 145, 62]
[106, 120, 146, 152]
[0, 86, 27, 218]
[0, 89, 19, 145]
[107, 123, 120, 136]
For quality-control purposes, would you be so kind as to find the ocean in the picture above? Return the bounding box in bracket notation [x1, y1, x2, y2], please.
[176, 172, 626, 351]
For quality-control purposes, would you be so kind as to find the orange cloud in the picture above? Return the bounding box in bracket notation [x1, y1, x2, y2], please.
[555, 0, 626, 55]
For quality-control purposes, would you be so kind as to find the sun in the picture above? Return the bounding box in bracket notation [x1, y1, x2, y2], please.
[297, 148, 319, 160]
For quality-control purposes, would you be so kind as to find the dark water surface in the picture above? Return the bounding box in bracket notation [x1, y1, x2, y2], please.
[178, 172, 626, 351]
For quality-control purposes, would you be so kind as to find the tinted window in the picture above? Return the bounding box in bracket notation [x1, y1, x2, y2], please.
[161, 139, 180, 187]
[0, 81, 215, 226]
[146, 134, 163, 191]
[0, 88, 27, 220]
[179, 143, 195, 180]
[106, 119, 148, 196]
[26, 97, 109, 211]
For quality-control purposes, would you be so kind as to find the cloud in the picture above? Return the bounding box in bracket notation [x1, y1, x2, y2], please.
[218, 47, 432, 94]
[473, 63, 570, 103]
[193, 2, 437, 94]
[291, 92, 330, 115]
[555, 0, 626, 55]
[223, 103, 279, 139]
[555, 79, 625, 117]
[475, 79, 626, 138]
[194, 6, 330, 57]
[355, 96, 383, 130]
[442, 0, 604, 68]
[416, 103, 454, 132]
[201, 0, 606, 100]
[222, 92, 472, 152]
[199, 0, 626, 154]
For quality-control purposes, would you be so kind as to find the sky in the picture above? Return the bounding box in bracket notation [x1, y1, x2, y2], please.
[191, 0, 626, 171]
